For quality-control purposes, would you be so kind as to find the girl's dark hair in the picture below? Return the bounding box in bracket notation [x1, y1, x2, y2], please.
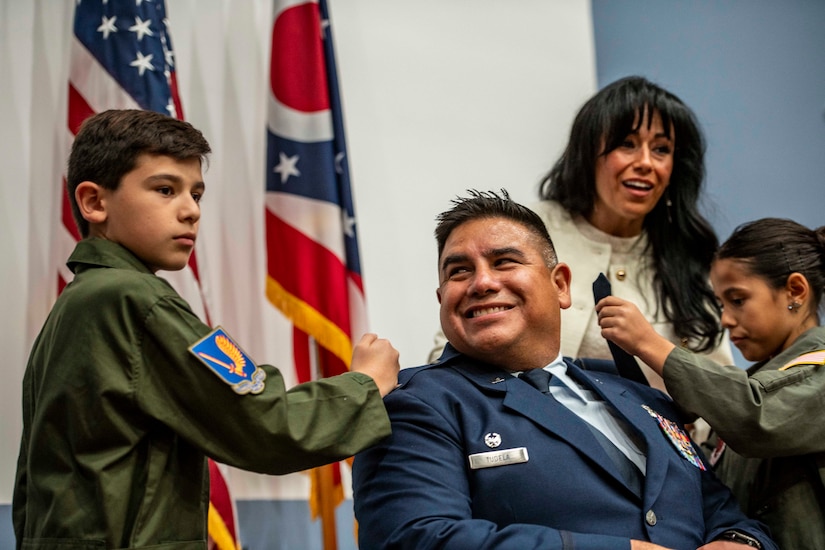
[539, 76, 721, 352]
[716, 218, 825, 320]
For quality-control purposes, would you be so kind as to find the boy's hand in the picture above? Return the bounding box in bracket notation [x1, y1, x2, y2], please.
[351, 333, 400, 397]
[596, 296, 675, 377]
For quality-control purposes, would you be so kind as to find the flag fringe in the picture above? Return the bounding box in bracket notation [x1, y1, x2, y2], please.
[208, 502, 241, 550]
[308, 465, 345, 520]
[266, 275, 352, 367]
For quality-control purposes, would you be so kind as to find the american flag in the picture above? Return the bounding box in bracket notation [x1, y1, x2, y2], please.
[264, 0, 366, 547]
[67, 1, 237, 548]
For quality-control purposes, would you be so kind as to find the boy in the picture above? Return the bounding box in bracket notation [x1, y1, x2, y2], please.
[14, 109, 398, 548]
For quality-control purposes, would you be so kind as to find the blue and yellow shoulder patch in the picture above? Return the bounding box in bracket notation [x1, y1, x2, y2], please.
[779, 349, 825, 371]
[189, 327, 266, 395]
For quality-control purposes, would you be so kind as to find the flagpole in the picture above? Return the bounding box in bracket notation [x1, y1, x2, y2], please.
[267, 1, 362, 545]
[310, 337, 339, 550]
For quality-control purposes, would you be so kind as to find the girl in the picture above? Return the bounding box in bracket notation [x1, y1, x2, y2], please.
[597, 217, 825, 549]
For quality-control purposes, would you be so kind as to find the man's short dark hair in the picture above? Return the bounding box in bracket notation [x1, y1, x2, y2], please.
[67, 109, 212, 238]
[435, 189, 558, 267]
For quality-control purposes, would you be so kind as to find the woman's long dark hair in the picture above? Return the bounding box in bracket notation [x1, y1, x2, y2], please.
[539, 76, 722, 352]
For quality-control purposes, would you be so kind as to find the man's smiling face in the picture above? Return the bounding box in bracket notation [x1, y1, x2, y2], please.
[436, 216, 571, 370]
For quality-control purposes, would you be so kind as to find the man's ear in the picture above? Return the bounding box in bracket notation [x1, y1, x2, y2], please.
[75, 181, 108, 225]
[553, 262, 573, 310]
[436, 287, 443, 305]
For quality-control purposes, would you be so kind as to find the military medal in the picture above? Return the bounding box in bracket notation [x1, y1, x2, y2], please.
[642, 405, 705, 470]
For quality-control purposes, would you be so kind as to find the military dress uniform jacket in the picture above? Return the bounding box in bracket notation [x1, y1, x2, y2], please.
[665, 325, 825, 549]
[352, 344, 776, 550]
[14, 239, 390, 550]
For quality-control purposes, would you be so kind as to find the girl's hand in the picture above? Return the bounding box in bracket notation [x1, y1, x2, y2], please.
[596, 296, 675, 377]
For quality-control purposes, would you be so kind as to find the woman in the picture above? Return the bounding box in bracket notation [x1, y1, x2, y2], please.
[533, 75, 734, 391]
[429, 76, 733, 394]
[597, 217, 825, 549]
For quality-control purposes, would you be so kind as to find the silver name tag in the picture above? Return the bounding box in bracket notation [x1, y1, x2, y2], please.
[468, 447, 529, 469]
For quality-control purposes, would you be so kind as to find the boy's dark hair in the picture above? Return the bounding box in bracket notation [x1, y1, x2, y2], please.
[716, 217, 825, 320]
[67, 109, 212, 238]
[435, 189, 558, 268]
[539, 75, 722, 353]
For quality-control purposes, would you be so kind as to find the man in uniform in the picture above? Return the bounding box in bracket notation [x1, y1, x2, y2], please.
[352, 190, 773, 550]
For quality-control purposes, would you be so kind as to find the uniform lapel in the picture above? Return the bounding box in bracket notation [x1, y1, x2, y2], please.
[496, 368, 642, 498]
[453, 359, 612, 467]
[448, 352, 658, 500]
[568, 364, 671, 504]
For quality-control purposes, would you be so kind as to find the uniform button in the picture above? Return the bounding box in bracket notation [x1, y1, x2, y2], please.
[645, 509, 657, 526]
[616, 269, 627, 281]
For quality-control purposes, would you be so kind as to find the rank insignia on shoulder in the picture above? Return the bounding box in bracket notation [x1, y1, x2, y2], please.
[189, 326, 266, 395]
[779, 349, 825, 371]
[642, 405, 706, 471]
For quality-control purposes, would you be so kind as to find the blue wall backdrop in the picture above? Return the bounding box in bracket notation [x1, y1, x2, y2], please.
[593, 0, 825, 240]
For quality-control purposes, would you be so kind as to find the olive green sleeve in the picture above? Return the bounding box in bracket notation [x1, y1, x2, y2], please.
[664, 346, 825, 457]
[136, 294, 390, 474]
